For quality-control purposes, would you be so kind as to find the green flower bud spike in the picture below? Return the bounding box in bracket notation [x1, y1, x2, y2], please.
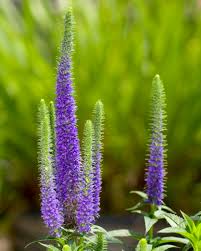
[49, 101, 56, 156]
[76, 120, 95, 232]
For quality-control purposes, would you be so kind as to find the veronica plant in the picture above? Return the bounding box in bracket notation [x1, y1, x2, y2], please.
[123, 75, 179, 250]
[100, 75, 177, 250]
[28, 7, 115, 251]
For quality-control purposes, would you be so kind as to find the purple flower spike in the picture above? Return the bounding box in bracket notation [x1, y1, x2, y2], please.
[145, 75, 167, 206]
[38, 100, 63, 236]
[40, 175, 64, 236]
[55, 9, 81, 225]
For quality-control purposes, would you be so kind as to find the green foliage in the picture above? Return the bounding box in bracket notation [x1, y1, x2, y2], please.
[39, 243, 60, 251]
[94, 232, 108, 251]
[127, 195, 191, 250]
[159, 211, 201, 251]
[26, 225, 113, 251]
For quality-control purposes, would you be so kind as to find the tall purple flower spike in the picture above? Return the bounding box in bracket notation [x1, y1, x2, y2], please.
[145, 75, 167, 206]
[38, 100, 64, 236]
[55, 9, 81, 225]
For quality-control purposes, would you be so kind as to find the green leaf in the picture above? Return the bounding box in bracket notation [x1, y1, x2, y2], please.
[160, 236, 189, 245]
[159, 205, 175, 214]
[163, 213, 185, 228]
[25, 238, 58, 248]
[181, 211, 196, 232]
[144, 216, 158, 233]
[127, 201, 144, 212]
[147, 245, 153, 251]
[182, 243, 192, 251]
[152, 245, 177, 251]
[39, 243, 60, 251]
[159, 227, 185, 234]
[105, 236, 123, 245]
[91, 225, 108, 234]
[129, 230, 144, 240]
[107, 229, 132, 237]
[106, 229, 143, 243]
[130, 191, 148, 199]
[190, 211, 201, 222]
[196, 222, 201, 239]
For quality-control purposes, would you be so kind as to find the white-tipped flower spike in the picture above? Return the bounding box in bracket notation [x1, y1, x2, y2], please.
[38, 99, 63, 236]
[92, 100, 104, 218]
[76, 120, 94, 233]
[145, 74, 167, 206]
[49, 101, 56, 156]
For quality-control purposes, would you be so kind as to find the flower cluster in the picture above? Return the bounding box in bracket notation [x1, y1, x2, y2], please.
[37, 8, 104, 236]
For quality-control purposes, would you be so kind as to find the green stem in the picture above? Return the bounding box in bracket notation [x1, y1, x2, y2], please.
[148, 204, 156, 241]
[149, 226, 153, 240]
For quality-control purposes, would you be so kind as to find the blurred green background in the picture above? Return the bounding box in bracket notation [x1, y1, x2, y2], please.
[0, 0, 201, 235]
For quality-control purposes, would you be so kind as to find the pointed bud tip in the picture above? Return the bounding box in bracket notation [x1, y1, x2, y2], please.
[96, 99, 103, 106]
[95, 100, 104, 112]
[85, 120, 93, 128]
[49, 101, 54, 107]
[40, 99, 46, 108]
[154, 74, 160, 81]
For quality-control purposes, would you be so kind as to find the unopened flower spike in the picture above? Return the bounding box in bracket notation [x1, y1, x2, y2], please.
[38, 99, 63, 236]
[92, 100, 104, 218]
[55, 8, 82, 225]
[145, 74, 167, 206]
[49, 101, 56, 156]
[76, 120, 94, 233]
